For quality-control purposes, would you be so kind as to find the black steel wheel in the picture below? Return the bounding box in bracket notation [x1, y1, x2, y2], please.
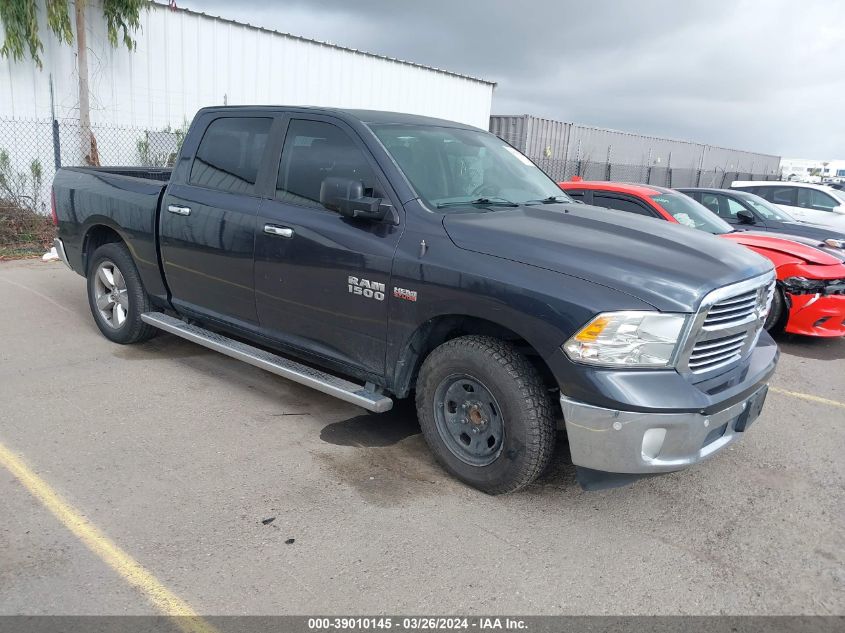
[433, 373, 505, 467]
[415, 335, 555, 494]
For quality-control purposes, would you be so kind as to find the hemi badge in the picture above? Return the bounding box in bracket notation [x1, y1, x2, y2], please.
[393, 287, 418, 302]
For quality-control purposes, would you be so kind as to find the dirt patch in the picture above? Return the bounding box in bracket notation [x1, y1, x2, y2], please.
[314, 433, 467, 507]
[0, 202, 55, 261]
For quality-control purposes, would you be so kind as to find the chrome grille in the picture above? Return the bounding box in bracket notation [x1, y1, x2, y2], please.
[688, 333, 747, 372]
[703, 290, 758, 327]
[679, 273, 775, 375]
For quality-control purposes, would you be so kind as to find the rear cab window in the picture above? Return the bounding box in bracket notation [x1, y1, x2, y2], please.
[189, 117, 273, 194]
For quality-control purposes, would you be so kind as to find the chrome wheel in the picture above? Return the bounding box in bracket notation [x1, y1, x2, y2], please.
[93, 260, 129, 329]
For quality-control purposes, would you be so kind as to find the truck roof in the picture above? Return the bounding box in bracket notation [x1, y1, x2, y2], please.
[194, 105, 481, 130]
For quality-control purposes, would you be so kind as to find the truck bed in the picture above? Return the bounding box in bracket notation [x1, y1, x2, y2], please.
[52, 166, 171, 301]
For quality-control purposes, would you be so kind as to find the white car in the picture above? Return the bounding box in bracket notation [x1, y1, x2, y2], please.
[730, 181, 845, 230]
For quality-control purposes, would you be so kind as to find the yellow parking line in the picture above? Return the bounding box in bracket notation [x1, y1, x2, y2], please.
[770, 386, 845, 409]
[0, 442, 218, 633]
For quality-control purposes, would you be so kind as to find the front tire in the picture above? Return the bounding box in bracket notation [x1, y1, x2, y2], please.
[415, 336, 555, 494]
[86, 242, 157, 344]
[764, 286, 787, 333]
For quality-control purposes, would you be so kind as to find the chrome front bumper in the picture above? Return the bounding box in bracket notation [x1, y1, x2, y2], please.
[53, 238, 71, 270]
[561, 384, 768, 474]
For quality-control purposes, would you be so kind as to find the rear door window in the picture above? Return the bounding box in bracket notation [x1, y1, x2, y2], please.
[765, 186, 797, 206]
[797, 188, 838, 212]
[190, 117, 272, 194]
[275, 119, 378, 210]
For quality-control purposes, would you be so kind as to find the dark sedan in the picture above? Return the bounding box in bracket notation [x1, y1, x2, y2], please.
[677, 187, 845, 249]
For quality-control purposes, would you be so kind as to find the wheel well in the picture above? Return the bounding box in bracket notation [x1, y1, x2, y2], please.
[394, 315, 558, 398]
[83, 225, 123, 272]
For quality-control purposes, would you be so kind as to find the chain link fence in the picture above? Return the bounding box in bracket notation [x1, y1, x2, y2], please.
[0, 117, 188, 216]
[0, 116, 187, 256]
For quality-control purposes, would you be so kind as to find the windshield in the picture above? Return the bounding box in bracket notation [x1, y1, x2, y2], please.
[737, 192, 796, 221]
[650, 193, 733, 234]
[368, 123, 571, 209]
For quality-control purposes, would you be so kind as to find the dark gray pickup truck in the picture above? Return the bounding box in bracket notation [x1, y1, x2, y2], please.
[52, 106, 778, 493]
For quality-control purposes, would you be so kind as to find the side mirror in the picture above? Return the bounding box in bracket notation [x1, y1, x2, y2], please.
[320, 177, 389, 221]
[736, 209, 756, 224]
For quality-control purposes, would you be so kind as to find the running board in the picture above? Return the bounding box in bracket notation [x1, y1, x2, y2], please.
[140, 312, 393, 413]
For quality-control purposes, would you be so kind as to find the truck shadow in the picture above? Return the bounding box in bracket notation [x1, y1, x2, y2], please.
[112, 333, 216, 361]
[774, 332, 845, 361]
[320, 398, 420, 447]
[321, 401, 580, 492]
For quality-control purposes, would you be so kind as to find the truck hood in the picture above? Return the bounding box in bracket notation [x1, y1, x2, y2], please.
[722, 231, 844, 265]
[442, 204, 772, 312]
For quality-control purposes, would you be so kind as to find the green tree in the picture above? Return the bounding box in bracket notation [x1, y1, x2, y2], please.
[0, 0, 144, 69]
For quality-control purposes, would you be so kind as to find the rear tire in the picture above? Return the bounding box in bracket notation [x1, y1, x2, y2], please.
[86, 242, 157, 344]
[764, 286, 787, 333]
[415, 335, 555, 494]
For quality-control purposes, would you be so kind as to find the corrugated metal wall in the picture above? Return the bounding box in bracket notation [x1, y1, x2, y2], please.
[490, 115, 781, 187]
[0, 1, 495, 129]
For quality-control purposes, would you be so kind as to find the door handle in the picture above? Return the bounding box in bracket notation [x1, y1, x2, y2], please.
[264, 224, 294, 238]
[167, 205, 191, 216]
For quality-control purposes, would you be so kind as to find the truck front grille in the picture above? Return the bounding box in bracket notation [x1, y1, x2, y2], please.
[688, 333, 747, 372]
[703, 290, 759, 327]
[679, 273, 775, 376]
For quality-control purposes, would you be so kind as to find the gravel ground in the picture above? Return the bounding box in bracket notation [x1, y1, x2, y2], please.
[0, 259, 843, 616]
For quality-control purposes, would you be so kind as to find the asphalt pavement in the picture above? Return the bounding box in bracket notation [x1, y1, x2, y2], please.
[1, 259, 843, 616]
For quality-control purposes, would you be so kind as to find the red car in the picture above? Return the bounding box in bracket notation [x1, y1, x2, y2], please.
[559, 181, 845, 337]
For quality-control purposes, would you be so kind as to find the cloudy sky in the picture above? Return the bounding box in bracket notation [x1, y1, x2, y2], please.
[180, 0, 844, 158]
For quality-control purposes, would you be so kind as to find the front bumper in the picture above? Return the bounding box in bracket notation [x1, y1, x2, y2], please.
[785, 293, 845, 337]
[562, 383, 769, 475]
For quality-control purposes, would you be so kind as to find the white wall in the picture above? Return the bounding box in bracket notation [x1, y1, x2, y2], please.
[0, 0, 494, 129]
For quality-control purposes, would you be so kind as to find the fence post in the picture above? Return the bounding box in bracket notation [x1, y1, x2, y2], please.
[605, 145, 612, 181]
[696, 169, 702, 186]
[646, 149, 652, 184]
[52, 120, 62, 170]
[49, 74, 62, 169]
[667, 151, 673, 187]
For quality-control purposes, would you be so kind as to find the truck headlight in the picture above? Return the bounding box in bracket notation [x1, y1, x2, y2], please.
[563, 311, 687, 368]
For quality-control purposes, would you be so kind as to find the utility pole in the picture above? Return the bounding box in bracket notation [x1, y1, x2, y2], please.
[75, 0, 97, 165]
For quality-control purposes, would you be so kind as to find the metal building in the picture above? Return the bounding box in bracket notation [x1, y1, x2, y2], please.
[0, 1, 495, 129]
[490, 115, 781, 188]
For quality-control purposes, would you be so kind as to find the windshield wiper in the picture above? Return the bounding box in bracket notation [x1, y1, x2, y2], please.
[523, 195, 570, 205]
[436, 197, 519, 209]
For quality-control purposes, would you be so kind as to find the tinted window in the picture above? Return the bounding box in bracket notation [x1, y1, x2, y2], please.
[765, 186, 797, 205]
[797, 188, 838, 211]
[276, 120, 377, 210]
[567, 190, 587, 201]
[190, 117, 272, 194]
[593, 194, 654, 217]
